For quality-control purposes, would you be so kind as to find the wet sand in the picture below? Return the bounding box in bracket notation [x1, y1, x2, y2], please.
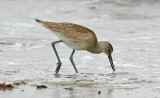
[0, 0, 160, 98]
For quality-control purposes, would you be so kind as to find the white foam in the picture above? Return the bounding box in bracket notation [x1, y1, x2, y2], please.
[14, 42, 23, 47]
[27, 45, 46, 49]
[6, 62, 18, 65]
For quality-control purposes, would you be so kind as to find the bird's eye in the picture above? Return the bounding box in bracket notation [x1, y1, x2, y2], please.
[108, 49, 111, 54]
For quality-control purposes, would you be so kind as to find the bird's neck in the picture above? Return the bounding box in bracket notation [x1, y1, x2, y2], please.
[86, 41, 103, 54]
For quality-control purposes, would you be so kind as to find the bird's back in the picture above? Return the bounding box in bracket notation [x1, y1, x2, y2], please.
[35, 19, 98, 50]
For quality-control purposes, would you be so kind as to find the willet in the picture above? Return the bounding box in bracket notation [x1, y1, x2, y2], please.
[35, 19, 115, 74]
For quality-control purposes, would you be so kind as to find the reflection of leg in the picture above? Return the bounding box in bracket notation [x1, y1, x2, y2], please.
[51, 40, 63, 74]
[70, 50, 78, 73]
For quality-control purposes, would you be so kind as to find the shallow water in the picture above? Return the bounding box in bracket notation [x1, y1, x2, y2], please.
[0, 0, 160, 98]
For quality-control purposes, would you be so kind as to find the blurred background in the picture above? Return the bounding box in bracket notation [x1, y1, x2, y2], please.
[0, 0, 160, 98]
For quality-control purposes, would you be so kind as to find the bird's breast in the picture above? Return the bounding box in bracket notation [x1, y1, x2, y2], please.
[53, 32, 87, 50]
[63, 40, 87, 50]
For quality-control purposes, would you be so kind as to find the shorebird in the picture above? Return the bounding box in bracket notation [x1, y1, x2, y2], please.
[35, 19, 115, 74]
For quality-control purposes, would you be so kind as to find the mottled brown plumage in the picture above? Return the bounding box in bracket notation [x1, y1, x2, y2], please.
[35, 19, 115, 72]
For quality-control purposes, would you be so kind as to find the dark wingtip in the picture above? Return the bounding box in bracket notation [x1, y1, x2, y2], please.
[35, 19, 41, 23]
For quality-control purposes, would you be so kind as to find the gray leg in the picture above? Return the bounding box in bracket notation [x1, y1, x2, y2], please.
[70, 50, 78, 73]
[51, 40, 63, 74]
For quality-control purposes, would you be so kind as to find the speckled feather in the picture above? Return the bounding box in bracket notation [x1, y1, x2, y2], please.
[35, 19, 115, 71]
[35, 19, 98, 51]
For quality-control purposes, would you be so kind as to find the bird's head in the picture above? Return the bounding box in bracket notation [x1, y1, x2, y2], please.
[99, 41, 115, 71]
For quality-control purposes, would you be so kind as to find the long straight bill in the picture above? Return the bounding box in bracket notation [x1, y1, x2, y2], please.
[108, 55, 115, 71]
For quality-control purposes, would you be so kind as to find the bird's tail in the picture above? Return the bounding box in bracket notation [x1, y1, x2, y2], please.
[35, 19, 56, 29]
[35, 19, 46, 24]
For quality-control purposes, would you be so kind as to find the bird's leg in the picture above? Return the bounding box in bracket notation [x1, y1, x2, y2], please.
[51, 40, 63, 74]
[69, 50, 78, 73]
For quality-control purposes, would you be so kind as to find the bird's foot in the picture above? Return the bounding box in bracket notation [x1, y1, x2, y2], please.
[54, 73, 60, 77]
[55, 62, 62, 74]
